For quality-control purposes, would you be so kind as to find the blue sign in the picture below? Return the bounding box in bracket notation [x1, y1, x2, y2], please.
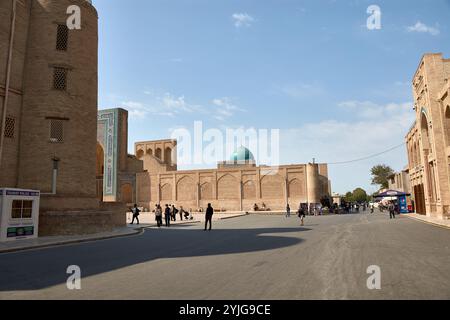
[398, 196, 408, 214]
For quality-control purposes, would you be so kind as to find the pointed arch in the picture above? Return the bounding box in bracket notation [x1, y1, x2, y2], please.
[165, 147, 172, 165]
[420, 110, 432, 152]
[243, 180, 256, 199]
[177, 176, 195, 201]
[200, 182, 213, 200]
[217, 174, 239, 200]
[155, 148, 162, 160]
[160, 183, 173, 201]
[260, 174, 284, 199]
[288, 178, 303, 198]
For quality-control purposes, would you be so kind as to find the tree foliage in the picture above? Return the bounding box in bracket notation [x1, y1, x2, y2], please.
[371, 164, 394, 189]
[352, 188, 368, 203]
[344, 192, 354, 203]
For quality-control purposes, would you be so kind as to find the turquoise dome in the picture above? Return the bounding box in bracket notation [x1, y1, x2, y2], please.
[230, 147, 255, 162]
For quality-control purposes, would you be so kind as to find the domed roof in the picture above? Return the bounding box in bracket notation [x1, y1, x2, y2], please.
[230, 146, 255, 162]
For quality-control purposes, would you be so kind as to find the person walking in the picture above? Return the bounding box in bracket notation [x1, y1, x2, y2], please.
[130, 204, 140, 225]
[389, 202, 396, 219]
[155, 204, 163, 228]
[286, 204, 291, 218]
[204, 203, 214, 231]
[298, 207, 306, 226]
[172, 205, 179, 222]
[179, 206, 185, 221]
[168, 204, 175, 222]
[164, 204, 171, 227]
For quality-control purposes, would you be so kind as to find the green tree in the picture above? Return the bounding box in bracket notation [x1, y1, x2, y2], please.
[344, 192, 354, 203]
[353, 188, 368, 203]
[371, 164, 394, 189]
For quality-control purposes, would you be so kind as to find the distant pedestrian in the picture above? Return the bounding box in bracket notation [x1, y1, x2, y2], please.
[130, 204, 140, 225]
[179, 206, 185, 221]
[298, 207, 306, 226]
[389, 202, 396, 219]
[286, 204, 291, 218]
[171, 205, 178, 222]
[205, 203, 214, 231]
[164, 204, 171, 227]
[155, 204, 163, 227]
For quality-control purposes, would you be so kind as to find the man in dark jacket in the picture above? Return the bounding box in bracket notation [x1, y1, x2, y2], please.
[389, 202, 396, 219]
[164, 204, 171, 227]
[130, 204, 140, 225]
[205, 203, 214, 231]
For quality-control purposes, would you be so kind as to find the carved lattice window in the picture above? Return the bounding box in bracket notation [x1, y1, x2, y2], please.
[53, 67, 68, 90]
[56, 24, 69, 51]
[4, 117, 15, 139]
[49, 119, 64, 143]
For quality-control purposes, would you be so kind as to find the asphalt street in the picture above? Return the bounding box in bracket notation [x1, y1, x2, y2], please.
[0, 211, 449, 299]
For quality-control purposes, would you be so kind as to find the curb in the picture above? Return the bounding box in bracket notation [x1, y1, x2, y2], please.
[405, 215, 450, 230]
[0, 227, 144, 255]
[219, 213, 248, 220]
[141, 220, 201, 229]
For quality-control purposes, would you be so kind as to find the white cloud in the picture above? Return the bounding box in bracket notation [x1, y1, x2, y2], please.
[161, 94, 192, 113]
[212, 97, 246, 121]
[232, 13, 255, 28]
[121, 101, 153, 118]
[407, 21, 440, 36]
[117, 93, 246, 121]
[119, 93, 204, 119]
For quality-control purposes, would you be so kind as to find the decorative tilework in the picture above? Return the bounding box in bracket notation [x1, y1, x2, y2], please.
[97, 109, 119, 198]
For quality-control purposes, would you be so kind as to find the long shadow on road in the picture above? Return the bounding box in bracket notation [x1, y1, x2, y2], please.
[0, 226, 310, 292]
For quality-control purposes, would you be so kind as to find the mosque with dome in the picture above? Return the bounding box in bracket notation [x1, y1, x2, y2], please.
[132, 138, 331, 212]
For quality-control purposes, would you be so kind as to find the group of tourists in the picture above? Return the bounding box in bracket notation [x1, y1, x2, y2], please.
[129, 203, 215, 231]
[154, 204, 193, 228]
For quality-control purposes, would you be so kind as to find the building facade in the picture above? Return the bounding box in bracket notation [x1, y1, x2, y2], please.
[406, 53, 450, 219]
[135, 142, 331, 212]
[388, 169, 411, 195]
[0, 0, 125, 235]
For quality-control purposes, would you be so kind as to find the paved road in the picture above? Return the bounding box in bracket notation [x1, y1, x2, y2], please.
[0, 212, 449, 300]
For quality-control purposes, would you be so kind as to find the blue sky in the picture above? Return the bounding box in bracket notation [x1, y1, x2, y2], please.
[96, 0, 450, 194]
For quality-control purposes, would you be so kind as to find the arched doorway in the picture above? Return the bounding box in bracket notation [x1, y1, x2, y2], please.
[420, 111, 435, 210]
[96, 143, 105, 201]
[445, 105, 450, 147]
[165, 147, 172, 165]
[155, 148, 162, 160]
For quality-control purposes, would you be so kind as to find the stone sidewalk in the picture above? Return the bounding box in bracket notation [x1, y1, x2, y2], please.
[405, 213, 450, 230]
